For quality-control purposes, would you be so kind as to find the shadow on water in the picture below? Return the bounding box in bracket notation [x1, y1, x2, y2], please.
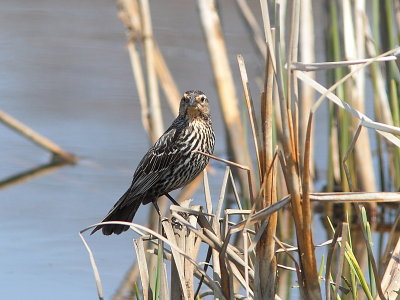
[0, 159, 69, 190]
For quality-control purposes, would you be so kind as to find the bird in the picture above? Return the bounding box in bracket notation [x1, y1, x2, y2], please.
[91, 90, 215, 235]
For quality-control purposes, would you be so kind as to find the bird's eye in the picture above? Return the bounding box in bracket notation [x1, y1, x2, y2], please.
[200, 96, 206, 103]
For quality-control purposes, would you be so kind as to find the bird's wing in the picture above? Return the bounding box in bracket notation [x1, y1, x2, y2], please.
[125, 125, 184, 201]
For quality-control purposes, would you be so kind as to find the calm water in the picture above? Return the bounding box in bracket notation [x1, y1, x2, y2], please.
[0, 0, 330, 299]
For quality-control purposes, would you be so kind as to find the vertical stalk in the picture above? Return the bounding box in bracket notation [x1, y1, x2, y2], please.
[343, 0, 376, 192]
[299, 0, 315, 183]
[390, 80, 400, 189]
[197, 0, 255, 203]
[139, 0, 164, 142]
[254, 43, 277, 299]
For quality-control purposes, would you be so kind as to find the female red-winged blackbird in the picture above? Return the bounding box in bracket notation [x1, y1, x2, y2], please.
[92, 90, 215, 235]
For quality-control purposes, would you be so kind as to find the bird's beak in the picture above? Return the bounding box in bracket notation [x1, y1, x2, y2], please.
[189, 95, 197, 106]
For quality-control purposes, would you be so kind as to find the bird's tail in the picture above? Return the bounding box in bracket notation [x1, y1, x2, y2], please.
[91, 191, 141, 235]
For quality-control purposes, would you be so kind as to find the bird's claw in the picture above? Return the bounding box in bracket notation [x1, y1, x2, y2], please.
[171, 212, 190, 229]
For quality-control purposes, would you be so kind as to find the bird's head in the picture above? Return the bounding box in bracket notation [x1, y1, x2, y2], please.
[179, 90, 210, 120]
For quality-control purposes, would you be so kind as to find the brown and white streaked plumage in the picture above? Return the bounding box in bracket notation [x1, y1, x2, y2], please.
[92, 90, 215, 235]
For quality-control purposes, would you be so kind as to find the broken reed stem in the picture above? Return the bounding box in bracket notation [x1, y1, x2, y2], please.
[343, 124, 363, 191]
[237, 55, 262, 181]
[0, 110, 76, 164]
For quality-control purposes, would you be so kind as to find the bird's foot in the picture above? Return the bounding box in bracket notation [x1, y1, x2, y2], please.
[171, 217, 183, 230]
[171, 211, 190, 229]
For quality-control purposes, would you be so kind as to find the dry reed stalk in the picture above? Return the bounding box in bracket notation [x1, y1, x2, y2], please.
[328, 117, 341, 189]
[153, 43, 180, 116]
[197, 0, 255, 201]
[159, 263, 169, 299]
[133, 238, 150, 299]
[301, 112, 321, 295]
[235, 192, 400, 230]
[365, 18, 398, 190]
[286, 0, 300, 162]
[310, 192, 400, 203]
[278, 0, 322, 297]
[343, 125, 363, 191]
[210, 170, 226, 289]
[162, 219, 189, 299]
[295, 42, 400, 300]
[0, 110, 76, 164]
[194, 150, 255, 205]
[237, 55, 262, 182]
[82, 190, 400, 299]
[183, 210, 202, 299]
[127, 40, 151, 135]
[292, 55, 399, 72]
[296, 47, 400, 141]
[106, 218, 228, 297]
[259, 41, 278, 298]
[237, 50, 278, 298]
[213, 168, 234, 298]
[299, 0, 315, 182]
[343, 0, 376, 192]
[274, 235, 305, 299]
[112, 177, 204, 300]
[235, 0, 266, 60]
[266, 14, 305, 278]
[171, 208, 255, 281]
[119, 0, 151, 139]
[379, 233, 400, 300]
[120, 0, 180, 117]
[79, 230, 104, 300]
[139, 0, 164, 142]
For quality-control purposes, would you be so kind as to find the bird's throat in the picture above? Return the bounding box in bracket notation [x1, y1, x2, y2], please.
[186, 107, 210, 122]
